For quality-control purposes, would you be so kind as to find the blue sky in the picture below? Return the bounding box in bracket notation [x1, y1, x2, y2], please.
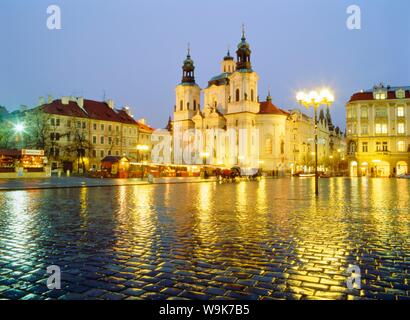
[1, 0, 409, 129]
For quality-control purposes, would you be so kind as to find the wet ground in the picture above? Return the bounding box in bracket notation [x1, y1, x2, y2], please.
[0, 178, 409, 300]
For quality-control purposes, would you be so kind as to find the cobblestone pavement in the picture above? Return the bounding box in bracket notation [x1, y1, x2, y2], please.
[0, 178, 409, 300]
[0, 176, 216, 191]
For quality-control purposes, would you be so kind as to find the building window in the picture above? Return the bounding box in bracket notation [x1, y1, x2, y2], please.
[398, 141, 406, 152]
[180, 100, 183, 111]
[108, 137, 112, 145]
[397, 107, 405, 117]
[265, 137, 272, 154]
[93, 123, 97, 130]
[116, 125, 119, 132]
[193, 100, 197, 111]
[77, 121, 81, 128]
[56, 119, 60, 126]
[92, 136, 97, 144]
[375, 123, 387, 134]
[67, 120, 71, 127]
[398, 123, 405, 134]
[361, 125, 368, 135]
[116, 138, 119, 145]
[251, 89, 254, 102]
[108, 150, 112, 156]
[362, 142, 368, 152]
[100, 150, 104, 158]
[236, 89, 240, 102]
[375, 107, 387, 118]
[82, 122, 86, 129]
[360, 107, 368, 119]
[108, 125, 112, 131]
[374, 91, 387, 100]
[376, 142, 382, 151]
[100, 137, 104, 144]
[101, 124, 104, 131]
[92, 150, 97, 158]
[396, 90, 405, 99]
[67, 133, 71, 142]
[382, 142, 388, 151]
[187, 102, 190, 110]
[281, 140, 285, 154]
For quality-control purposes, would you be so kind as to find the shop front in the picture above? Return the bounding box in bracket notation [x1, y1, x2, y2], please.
[0, 149, 50, 179]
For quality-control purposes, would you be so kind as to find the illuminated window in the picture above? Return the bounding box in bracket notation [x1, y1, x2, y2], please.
[375, 123, 387, 134]
[375, 107, 387, 117]
[374, 91, 387, 100]
[398, 123, 405, 134]
[396, 90, 405, 99]
[265, 137, 272, 154]
[398, 141, 406, 152]
[397, 107, 404, 117]
[361, 125, 368, 135]
[360, 107, 368, 118]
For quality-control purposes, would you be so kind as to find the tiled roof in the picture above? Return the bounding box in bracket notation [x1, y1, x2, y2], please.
[40, 99, 155, 131]
[349, 87, 410, 102]
[259, 100, 289, 116]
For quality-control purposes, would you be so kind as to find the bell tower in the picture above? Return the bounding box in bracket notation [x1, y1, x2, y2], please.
[174, 44, 201, 125]
[221, 48, 236, 74]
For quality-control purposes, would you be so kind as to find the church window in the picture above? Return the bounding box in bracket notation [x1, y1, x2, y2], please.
[187, 102, 190, 110]
[236, 89, 240, 102]
[281, 140, 285, 154]
[251, 90, 254, 102]
[193, 100, 197, 111]
[265, 137, 272, 154]
[180, 100, 183, 111]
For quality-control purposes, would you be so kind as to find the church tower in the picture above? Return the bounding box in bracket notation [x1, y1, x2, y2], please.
[173, 46, 200, 128]
[226, 26, 259, 115]
[221, 49, 236, 74]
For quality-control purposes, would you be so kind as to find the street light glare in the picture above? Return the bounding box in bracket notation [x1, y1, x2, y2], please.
[14, 123, 25, 133]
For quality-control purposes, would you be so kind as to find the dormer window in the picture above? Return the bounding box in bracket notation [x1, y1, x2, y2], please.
[373, 90, 387, 100]
[396, 89, 405, 99]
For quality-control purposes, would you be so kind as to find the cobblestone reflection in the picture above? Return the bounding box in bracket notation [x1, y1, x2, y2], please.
[0, 178, 409, 300]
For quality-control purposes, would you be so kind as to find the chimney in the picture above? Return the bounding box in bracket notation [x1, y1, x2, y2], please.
[106, 99, 115, 109]
[38, 96, 45, 106]
[61, 96, 70, 105]
[77, 97, 84, 108]
[47, 95, 53, 103]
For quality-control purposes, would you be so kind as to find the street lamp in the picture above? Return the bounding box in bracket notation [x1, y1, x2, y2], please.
[137, 144, 149, 180]
[200, 152, 210, 165]
[13, 123, 25, 148]
[297, 88, 335, 196]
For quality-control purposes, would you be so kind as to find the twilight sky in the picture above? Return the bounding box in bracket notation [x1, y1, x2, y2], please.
[1, 0, 409, 130]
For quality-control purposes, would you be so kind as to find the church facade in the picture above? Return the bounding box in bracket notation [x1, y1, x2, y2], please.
[172, 30, 344, 174]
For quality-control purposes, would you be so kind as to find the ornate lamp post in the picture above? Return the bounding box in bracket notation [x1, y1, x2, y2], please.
[297, 89, 334, 196]
[137, 144, 149, 180]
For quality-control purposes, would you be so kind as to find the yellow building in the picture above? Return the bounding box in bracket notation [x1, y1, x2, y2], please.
[346, 84, 410, 177]
[35, 96, 154, 173]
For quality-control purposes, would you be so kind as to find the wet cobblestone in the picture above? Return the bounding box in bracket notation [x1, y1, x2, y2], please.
[0, 178, 409, 300]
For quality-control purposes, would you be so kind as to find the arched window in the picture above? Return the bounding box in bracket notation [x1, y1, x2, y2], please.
[265, 137, 272, 154]
[214, 101, 217, 108]
[193, 100, 197, 111]
[251, 89, 254, 102]
[236, 89, 240, 102]
[281, 140, 285, 154]
[180, 100, 183, 111]
[187, 102, 190, 110]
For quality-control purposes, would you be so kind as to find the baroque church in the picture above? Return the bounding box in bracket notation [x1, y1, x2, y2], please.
[171, 29, 342, 173]
[172, 29, 290, 171]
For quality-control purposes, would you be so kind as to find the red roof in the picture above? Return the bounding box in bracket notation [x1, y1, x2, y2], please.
[40, 100, 88, 118]
[349, 89, 410, 102]
[259, 100, 289, 116]
[39, 99, 155, 130]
